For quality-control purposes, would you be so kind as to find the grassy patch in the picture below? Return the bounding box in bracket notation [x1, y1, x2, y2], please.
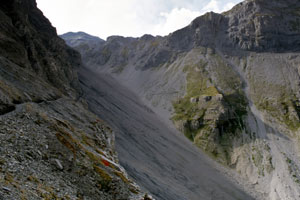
[172, 60, 218, 121]
[289, 19, 300, 31]
[258, 96, 300, 131]
[171, 54, 248, 165]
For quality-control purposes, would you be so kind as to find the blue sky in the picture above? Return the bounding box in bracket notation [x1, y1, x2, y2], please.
[37, 0, 243, 39]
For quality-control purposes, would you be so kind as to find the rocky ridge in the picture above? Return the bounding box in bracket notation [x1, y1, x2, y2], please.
[63, 0, 300, 199]
[0, 0, 149, 199]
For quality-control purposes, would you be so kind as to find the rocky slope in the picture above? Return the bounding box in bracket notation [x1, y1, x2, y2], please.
[77, 66, 257, 200]
[0, 0, 148, 199]
[63, 0, 300, 199]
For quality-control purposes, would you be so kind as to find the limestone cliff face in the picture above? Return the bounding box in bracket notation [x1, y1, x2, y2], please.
[63, 0, 300, 199]
[0, 0, 81, 93]
[167, 0, 300, 52]
[0, 0, 147, 199]
[224, 0, 300, 51]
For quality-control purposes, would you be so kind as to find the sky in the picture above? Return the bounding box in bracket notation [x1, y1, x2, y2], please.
[36, 0, 243, 40]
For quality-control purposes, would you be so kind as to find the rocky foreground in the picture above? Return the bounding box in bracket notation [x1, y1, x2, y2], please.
[0, 0, 149, 199]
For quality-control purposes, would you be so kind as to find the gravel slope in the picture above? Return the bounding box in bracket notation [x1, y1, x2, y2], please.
[79, 67, 256, 200]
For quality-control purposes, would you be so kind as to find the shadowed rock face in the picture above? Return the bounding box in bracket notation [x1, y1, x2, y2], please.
[0, 0, 81, 92]
[0, 1, 147, 199]
[63, 0, 300, 199]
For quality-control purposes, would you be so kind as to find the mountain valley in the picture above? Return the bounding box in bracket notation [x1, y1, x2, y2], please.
[62, 0, 300, 199]
[0, 0, 300, 199]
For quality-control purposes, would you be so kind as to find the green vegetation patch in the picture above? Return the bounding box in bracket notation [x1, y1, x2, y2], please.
[290, 18, 300, 31]
[257, 95, 300, 131]
[172, 60, 218, 121]
[171, 53, 250, 165]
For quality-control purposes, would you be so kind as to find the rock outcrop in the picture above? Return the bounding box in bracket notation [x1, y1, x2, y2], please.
[0, 0, 148, 199]
[63, 0, 300, 199]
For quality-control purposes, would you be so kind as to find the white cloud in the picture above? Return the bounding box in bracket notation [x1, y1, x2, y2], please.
[36, 0, 242, 39]
[152, 0, 239, 36]
[202, 0, 236, 13]
[153, 8, 202, 36]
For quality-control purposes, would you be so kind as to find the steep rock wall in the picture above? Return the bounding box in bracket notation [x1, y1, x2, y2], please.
[0, 1, 148, 199]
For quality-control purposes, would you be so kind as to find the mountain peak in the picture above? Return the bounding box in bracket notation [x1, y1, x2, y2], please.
[61, 32, 105, 47]
[168, 0, 300, 52]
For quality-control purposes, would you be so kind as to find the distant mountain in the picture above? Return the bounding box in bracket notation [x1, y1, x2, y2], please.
[61, 31, 104, 47]
[63, 0, 300, 199]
